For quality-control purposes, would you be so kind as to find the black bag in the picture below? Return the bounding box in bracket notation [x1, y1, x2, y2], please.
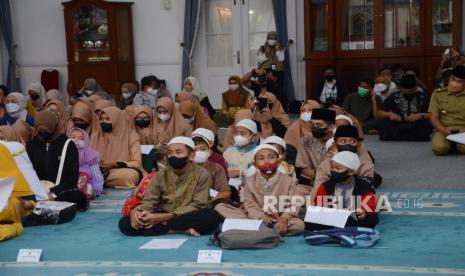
[25, 201, 77, 225]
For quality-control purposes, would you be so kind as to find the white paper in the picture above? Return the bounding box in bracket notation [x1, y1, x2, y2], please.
[17, 249, 42, 263]
[139, 238, 187, 250]
[228, 178, 242, 189]
[141, 145, 155, 155]
[0, 177, 15, 211]
[36, 201, 76, 210]
[209, 189, 219, 198]
[221, 218, 262, 232]
[304, 206, 354, 228]
[447, 132, 465, 145]
[197, 250, 222, 264]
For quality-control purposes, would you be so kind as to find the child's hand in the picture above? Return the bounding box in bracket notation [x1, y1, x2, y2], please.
[356, 208, 367, 220]
[275, 216, 288, 234]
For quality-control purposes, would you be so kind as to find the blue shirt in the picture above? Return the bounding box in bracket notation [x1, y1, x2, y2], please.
[0, 114, 35, 126]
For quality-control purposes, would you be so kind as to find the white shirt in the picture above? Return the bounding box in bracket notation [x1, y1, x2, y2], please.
[319, 80, 338, 104]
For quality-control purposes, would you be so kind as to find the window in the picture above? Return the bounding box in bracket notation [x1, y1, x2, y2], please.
[432, 0, 453, 47]
[310, 0, 329, 51]
[205, 0, 233, 67]
[384, 0, 421, 48]
[340, 0, 375, 51]
[248, 0, 276, 66]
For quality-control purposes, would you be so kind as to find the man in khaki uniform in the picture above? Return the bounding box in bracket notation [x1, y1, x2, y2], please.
[429, 66, 465, 155]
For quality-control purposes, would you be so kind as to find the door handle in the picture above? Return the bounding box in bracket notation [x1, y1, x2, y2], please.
[236, 50, 241, 64]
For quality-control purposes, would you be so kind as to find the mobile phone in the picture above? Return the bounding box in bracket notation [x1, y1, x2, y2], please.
[258, 97, 268, 110]
[271, 64, 277, 71]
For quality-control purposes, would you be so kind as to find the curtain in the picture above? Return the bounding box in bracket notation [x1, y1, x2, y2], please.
[181, 0, 202, 84]
[0, 0, 20, 91]
[272, 0, 295, 102]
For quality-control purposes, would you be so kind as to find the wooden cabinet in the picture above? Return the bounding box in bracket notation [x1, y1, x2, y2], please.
[304, 0, 462, 97]
[62, 0, 135, 100]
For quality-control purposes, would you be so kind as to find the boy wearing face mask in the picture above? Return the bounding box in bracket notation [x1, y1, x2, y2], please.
[192, 128, 229, 180]
[377, 74, 432, 141]
[133, 75, 159, 111]
[216, 144, 304, 236]
[119, 137, 222, 237]
[313, 125, 374, 200]
[192, 134, 231, 204]
[295, 109, 336, 196]
[306, 152, 379, 231]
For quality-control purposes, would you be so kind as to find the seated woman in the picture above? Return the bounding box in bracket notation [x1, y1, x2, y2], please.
[119, 137, 222, 237]
[154, 97, 192, 147]
[192, 132, 231, 204]
[178, 99, 219, 134]
[68, 128, 104, 197]
[253, 98, 286, 141]
[250, 91, 291, 129]
[12, 120, 34, 145]
[45, 89, 63, 102]
[213, 75, 252, 127]
[97, 106, 144, 189]
[307, 151, 379, 231]
[94, 99, 112, 118]
[71, 78, 115, 105]
[26, 111, 87, 209]
[119, 82, 138, 110]
[1, 93, 34, 127]
[284, 100, 321, 162]
[26, 82, 46, 118]
[222, 109, 254, 149]
[178, 76, 215, 118]
[215, 144, 304, 236]
[45, 100, 69, 134]
[69, 98, 104, 150]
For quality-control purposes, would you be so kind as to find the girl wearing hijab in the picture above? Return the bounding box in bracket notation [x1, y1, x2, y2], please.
[45, 89, 62, 102]
[284, 100, 321, 153]
[126, 105, 157, 145]
[97, 106, 144, 188]
[94, 99, 112, 118]
[1, 92, 34, 126]
[45, 100, 70, 134]
[26, 111, 87, 209]
[71, 78, 115, 105]
[12, 120, 34, 145]
[154, 97, 192, 146]
[178, 100, 219, 134]
[120, 82, 138, 110]
[179, 76, 216, 118]
[26, 82, 46, 118]
[69, 98, 104, 151]
[68, 128, 104, 196]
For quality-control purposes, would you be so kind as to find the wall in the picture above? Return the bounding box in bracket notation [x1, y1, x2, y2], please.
[8, 0, 184, 99]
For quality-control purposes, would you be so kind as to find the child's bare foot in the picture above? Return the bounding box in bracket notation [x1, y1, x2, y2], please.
[185, 228, 200, 237]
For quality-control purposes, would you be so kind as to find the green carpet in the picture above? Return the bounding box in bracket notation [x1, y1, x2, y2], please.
[1, 188, 465, 276]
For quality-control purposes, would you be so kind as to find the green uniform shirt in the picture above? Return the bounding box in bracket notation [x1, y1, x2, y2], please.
[428, 88, 465, 128]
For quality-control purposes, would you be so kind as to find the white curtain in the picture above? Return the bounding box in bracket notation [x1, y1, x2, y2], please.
[205, 0, 233, 67]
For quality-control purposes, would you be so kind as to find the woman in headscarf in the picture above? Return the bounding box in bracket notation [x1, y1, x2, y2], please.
[97, 106, 144, 188]
[94, 99, 112, 118]
[45, 89, 62, 102]
[69, 98, 104, 151]
[250, 91, 290, 128]
[213, 75, 252, 127]
[119, 82, 138, 110]
[1, 92, 34, 127]
[284, 100, 321, 153]
[26, 82, 46, 118]
[71, 78, 115, 105]
[222, 109, 254, 149]
[26, 111, 87, 209]
[88, 94, 103, 104]
[45, 100, 70, 133]
[178, 76, 216, 118]
[257, 31, 285, 72]
[126, 105, 157, 145]
[68, 127, 104, 196]
[178, 100, 219, 133]
[154, 97, 192, 145]
[12, 120, 34, 145]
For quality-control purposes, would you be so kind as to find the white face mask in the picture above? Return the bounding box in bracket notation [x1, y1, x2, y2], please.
[85, 90, 94, 95]
[193, 150, 210, 164]
[268, 39, 277, 46]
[234, 135, 250, 147]
[122, 92, 131, 99]
[5, 103, 20, 114]
[373, 83, 388, 94]
[158, 113, 171, 122]
[72, 139, 85, 149]
[146, 88, 158, 95]
[300, 111, 312, 122]
[229, 84, 239, 91]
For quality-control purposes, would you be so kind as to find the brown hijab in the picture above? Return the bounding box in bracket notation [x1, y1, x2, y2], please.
[175, 91, 197, 103]
[88, 94, 103, 103]
[94, 99, 112, 113]
[0, 126, 20, 142]
[45, 100, 69, 133]
[284, 100, 321, 150]
[178, 100, 219, 133]
[126, 105, 157, 145]
[256, 91, 290, 127]
[35, 110, 61, 142]
[70, 98, 104, 150]
[12, 120, 34, 144]
[97, 106, 140, 162]
[154, 97, 192, 144]
[222, 75, 249, 109]
[222, 109, 254, 149]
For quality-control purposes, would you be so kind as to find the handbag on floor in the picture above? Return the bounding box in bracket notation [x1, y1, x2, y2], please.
[121, 172, 157, 217]
[208, 222, 283, 249]
[303, 227, 380, 248]
[25, 201, 77, 225]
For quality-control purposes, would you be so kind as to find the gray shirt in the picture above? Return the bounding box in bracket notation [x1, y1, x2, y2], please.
[133, 91, 158, 111]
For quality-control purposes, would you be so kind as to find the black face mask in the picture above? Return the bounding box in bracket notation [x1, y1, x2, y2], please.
[167, 156, 189, 169]
[329, 170, 351, 183]
[337, 144, 358, 154]
[38, 131, 53, 142]
[266, 79, 276, 92]
[135, 119, 150, 128]
[74, 122, 89, 130]
[325, 75, 335, 82]
[30, 94, 40, 101]
[100, 122, 113, 133]
[311, 127, 328, 139]
[402, 93, 416, 101]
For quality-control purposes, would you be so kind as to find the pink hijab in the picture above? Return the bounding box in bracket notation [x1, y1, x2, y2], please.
[67, 127, 100, 167]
